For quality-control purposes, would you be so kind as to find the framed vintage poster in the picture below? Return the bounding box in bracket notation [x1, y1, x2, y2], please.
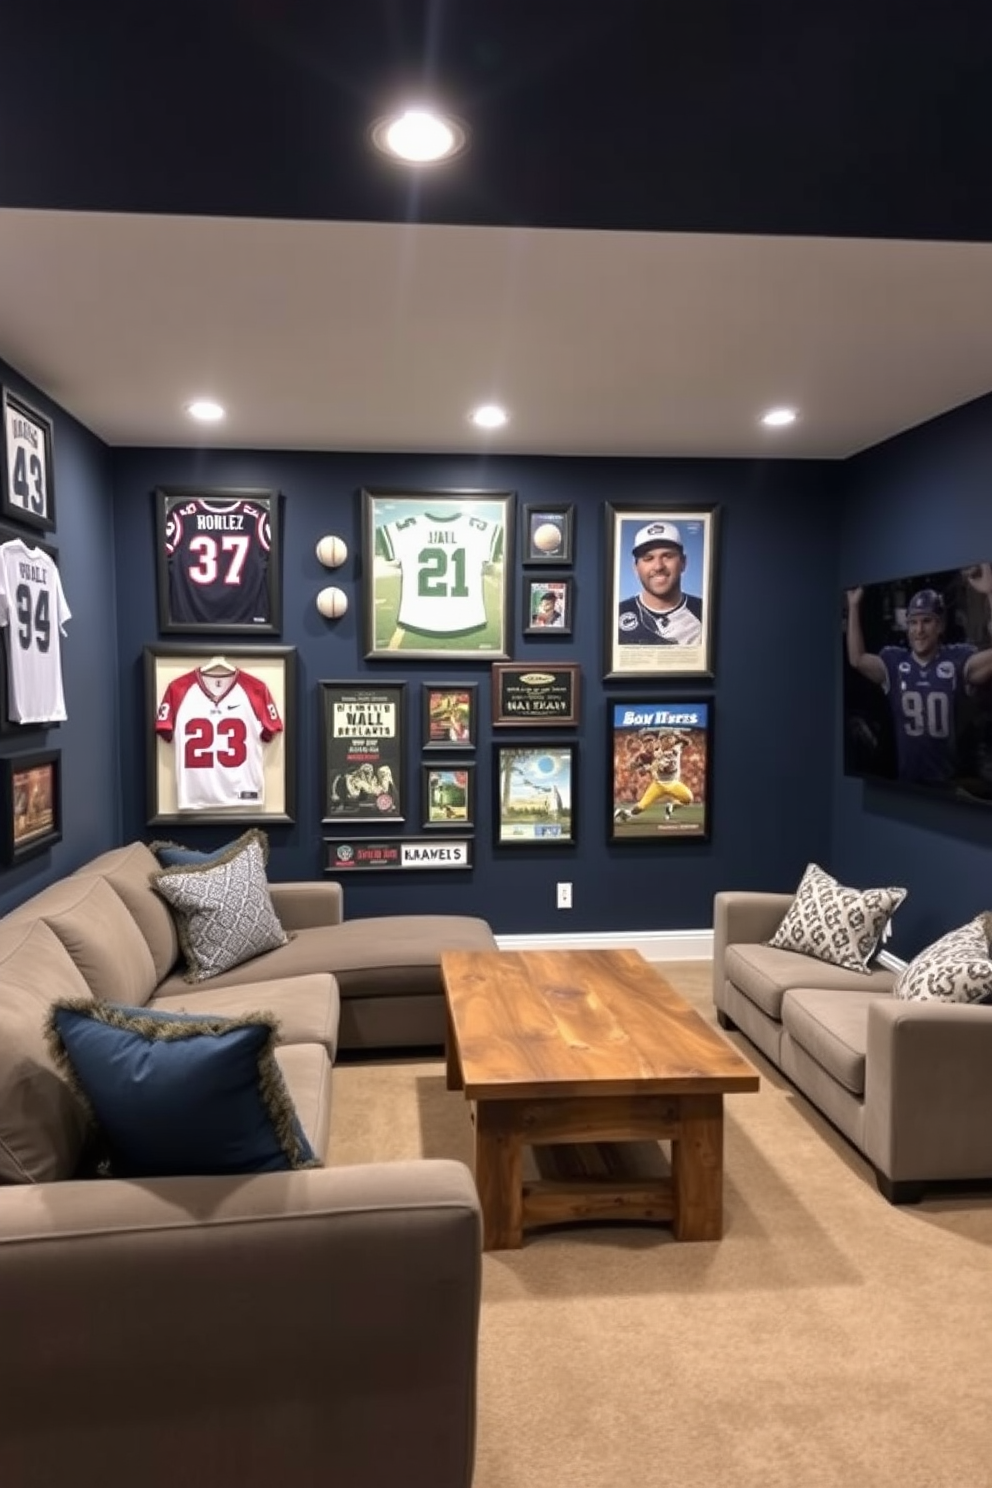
[0, 748, 62, 864]
[320, 680, 405, 825]
[421, 763, 475, 830]
[604, 503, 719, 680]
[609, 699, 713, 842]
[421, 682, 478, 751]
[493, 743, 577, 847]
[0, 521, 69, 736]
[522, 576, 573, 636]
[492, 662, 580, 727]
[520, 503, 573, 566]
[362, 487, 514, 660]
[145, 644, 297, 827]
[153, 486, 283, 636]
[0, 389, 56, 534]
[324, 837, 473, 873]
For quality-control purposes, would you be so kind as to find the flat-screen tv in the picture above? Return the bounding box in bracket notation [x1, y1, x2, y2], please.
[842, 560, 992, 804]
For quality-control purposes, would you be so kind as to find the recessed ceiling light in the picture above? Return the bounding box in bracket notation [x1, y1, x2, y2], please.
[761, 407, 798, 428]
[186, 399, 225, 423]
[370, 107, 468, 164]
[470, 404, 508, 429]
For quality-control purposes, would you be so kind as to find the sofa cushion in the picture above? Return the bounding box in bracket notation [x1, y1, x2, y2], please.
[0, 920, 94, 1183]
[725, 942, 895, 1020]
[273, 1042, 333, 1158]
[10, 874, 158, 1006]
[892, 914, 992, 1004]
[72, 841, 181, 984]
[153, 835, 289, 983]
[767, 862, 906, 974]
[152, 972, 340, 1057]
[781, 987, 886, 1096]
[47, 1000, 321, 1178]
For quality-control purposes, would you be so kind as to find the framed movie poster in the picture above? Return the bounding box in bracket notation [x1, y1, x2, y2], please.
[609, 699, 713, 842]
[604, 504, 719, 680]
[0, 748, 62, 864]
[522, 576, 573, 636]
[421, 683, 478, 751]
[493, 743, 577, 847]
[492, 662, 580, 727]
[320, 680, 405, 825]
[153, 486, 283, 635]
[0, 388, 56, 534]
[421, 763, 475, 830]
[521, 503, 573, 566]
[145, 644, 297, 826]
[362, 488, 514, 660]
[0, 521, 68, 736]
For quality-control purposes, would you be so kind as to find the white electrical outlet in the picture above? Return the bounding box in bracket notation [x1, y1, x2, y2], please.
[556, 882, 572, 909]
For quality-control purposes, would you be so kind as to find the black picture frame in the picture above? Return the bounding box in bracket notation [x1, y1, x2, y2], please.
[421, 762, 475, 830]
[153, 486, 283, 635]
[521, 504, 574, 566]
[421, 682, 478, 751]
[522, 576, 574, 636]
[0, 748, 62, 864]
[0, 521, 66, 736]
[144, 643, 297, 826]
[324, 837, 473, 873]
[362, 487, 514, 660]
[608, 699, 713, 842]
[320, 680, 405, 825]
[493, 742, 577, 847]
[0, 389, 56, 534]
[491, 661, 581, 727]
[604, 503, 720, 680]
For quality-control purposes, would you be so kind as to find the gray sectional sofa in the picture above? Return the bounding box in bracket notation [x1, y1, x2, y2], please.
[0, 840, 493, 1488]
[713, 890, 992, 1203]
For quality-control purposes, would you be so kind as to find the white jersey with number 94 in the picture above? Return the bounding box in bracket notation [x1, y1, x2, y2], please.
[381, 512, 501, 634]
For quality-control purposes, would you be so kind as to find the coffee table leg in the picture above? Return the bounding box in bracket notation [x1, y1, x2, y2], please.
[445, 1005, 462, 1092]
[672, 1094, 723, 1241]
[474, 1101, 523, 1250]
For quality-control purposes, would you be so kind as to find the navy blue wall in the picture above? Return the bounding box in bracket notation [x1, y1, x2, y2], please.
[0, 362, 120, 914]
[833, 393, 992, 958]
[112, 448, 838, 933]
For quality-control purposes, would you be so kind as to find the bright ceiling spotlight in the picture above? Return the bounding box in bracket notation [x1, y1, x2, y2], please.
[761, 406, 798, 428]
[370, 107, 468, 164]
[185, 399, 225, 423]
[470, 404, 508, 429]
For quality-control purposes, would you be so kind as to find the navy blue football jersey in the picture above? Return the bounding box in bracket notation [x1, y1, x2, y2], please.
[165, 498, 272, 626]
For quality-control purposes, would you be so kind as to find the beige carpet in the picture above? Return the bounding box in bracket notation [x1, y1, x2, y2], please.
[327, 962, 992, 1488]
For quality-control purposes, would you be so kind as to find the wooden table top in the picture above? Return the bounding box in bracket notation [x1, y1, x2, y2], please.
[441, 948, 760, 1100]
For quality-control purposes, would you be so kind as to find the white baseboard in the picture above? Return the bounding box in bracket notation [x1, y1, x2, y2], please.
[494, 929, 713, 962]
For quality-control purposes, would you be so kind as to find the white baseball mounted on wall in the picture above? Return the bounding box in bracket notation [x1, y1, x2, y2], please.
[316, 535, 348, 568]
[316, 585, 348, 620]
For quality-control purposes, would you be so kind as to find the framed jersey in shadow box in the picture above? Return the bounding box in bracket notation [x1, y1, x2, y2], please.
[144, 644, 297, 827]
[0, 521, 71, 736]
[1, 388, 57, 535]
[153, 487, 283, 635]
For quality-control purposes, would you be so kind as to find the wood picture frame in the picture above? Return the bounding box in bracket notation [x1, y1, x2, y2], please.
[0, 520, 67, 736]
[493, 742, 577, 847]
[144, 643, 297, 826]
[320, 679, 405, 825]
[421, 763, 475, 830]
[324, 837, 473, 873]
[421, 682, 478, 751]
[608, 698, 713, 842]
[522, 576, 573, 636]
[153, 486, 283, 635]
[521, 503, 574, 566]
[491, 661, 581, 727]
[362, 487, 514, 660]
[0, 388, 56, 534]
[1, 748, 62, 864]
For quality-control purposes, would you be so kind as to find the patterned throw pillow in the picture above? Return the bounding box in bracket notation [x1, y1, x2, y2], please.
[892, 914, 992, 1003]
[767, 862, 907, 974]
[153, 835, 289, 983]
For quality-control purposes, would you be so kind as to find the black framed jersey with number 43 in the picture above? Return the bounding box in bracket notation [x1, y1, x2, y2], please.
[153, 486, 284, 635]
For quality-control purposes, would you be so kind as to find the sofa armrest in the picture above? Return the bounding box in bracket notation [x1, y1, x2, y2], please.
[0, 1160, 480, 1488]
[712, 890, 793, 1002]
[864, 998, 992, 1185]
[269, 878, 344, 929]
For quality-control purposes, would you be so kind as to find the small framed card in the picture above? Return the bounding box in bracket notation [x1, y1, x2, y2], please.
[421, 763, 475, 829]
[521, 504, 574, 566]
[1, 388, 56, 533]
[522, 576, 573, 636]
[1, 748, 62, 864]
[421, 682, 478, 751]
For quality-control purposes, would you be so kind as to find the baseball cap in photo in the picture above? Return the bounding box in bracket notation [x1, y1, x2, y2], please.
[632, 521, 683, 557]
[907, 588, 944, 617]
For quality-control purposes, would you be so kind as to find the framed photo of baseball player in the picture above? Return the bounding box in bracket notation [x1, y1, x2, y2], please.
[145, 644, 297, 827]
[493, 743, 577, 847]
[1, 748, 62, 865]
[362, 488, 513, 660]
[521, 504, 573, 566]
[421, 683, 478, 751]
[522, 577, 573, 636]
[320, 680, 405, 825]
[605, 503, 720, 680]
[421, 764, 475, 830]
[0, 388, 56, 534]
[609, 699, 713, 842]
[153, 486, 283, 636]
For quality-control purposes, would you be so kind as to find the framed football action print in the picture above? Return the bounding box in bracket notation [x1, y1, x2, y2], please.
[421, 683, 478, 751]
[1, 388, 56, 533]
[604, 503, 719, 680]
[0, 748, 62, 864]
[144, 643, 297, 826]
[521, 504, 573, 566]
[362, 488, 513, 660]
[320, 680, 405, 825]
[609, 699, 713, 841]
[493, 743, 577, 847]
[154, 486, 283, 635]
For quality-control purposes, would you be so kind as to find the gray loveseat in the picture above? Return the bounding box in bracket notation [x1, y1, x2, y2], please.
[0, 840, 490, 1488]
[713, 890, 992, 1203]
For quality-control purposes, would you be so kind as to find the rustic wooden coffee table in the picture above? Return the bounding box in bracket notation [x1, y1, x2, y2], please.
[441, 948, 759, 1249]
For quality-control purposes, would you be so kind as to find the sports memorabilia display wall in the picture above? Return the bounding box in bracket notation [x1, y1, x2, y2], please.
[0, 527, 71, 728]
[154, 486, 283, 635]
[145, 644, 297, 826]
[0, 388, 56, 534]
